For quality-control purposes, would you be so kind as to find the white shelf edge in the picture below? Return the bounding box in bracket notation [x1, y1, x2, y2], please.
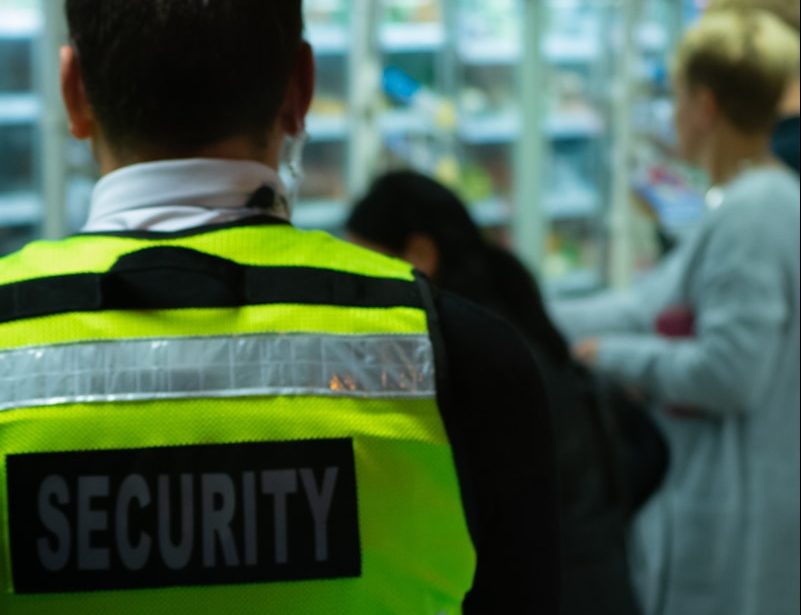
[307, 24, 348, 56]
[458, 112, 604, 144]
[544, 190, 600, 220]
[0, 192, 42, 227]
[0, 93, 40, 126]
[459, 113, 520, 144]
[307, 114, 349, 142]
[543, 35, 600, 63]
[379, 110, 434, 136]
[381, 23, 446, 53]
[548, 269, 603, 296]
[545, 112, 605, 139]
[0, 9, 41, 38]
[292, 200, 348, 231]
[458, 40, 521, 65]
[471, 198, 512, 228]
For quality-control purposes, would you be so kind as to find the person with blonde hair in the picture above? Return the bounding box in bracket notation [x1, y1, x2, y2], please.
[706, 0, 799, 29]
[558, 10, 801, 615]
[706, 0, 800, 172]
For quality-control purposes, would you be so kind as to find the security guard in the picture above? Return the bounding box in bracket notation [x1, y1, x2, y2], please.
[0, 1, 559, 613]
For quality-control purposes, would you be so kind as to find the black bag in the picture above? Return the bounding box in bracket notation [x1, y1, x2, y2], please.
[536, 354, 669, 615]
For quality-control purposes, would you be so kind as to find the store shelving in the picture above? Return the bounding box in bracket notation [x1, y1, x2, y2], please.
[306, 114, 349, 142]
[0, 0, 42, 254]
[456, 110, 605, 144]
[623, 0, 706, 274]
[0, 5, 40, 38]
[291, 196, 515, 233]
[0, 92, 39, 125]
[293, 199, 349, 231]
[16, 0, 683, 296]
[452, 0, 523, 242]
[545, 188, 600, 221]
[546, 111, 605, 139]
[549, 268, 603, 296]
[471, 198, 513, 227]
[379, 109, 436, 136]
[458, 40, 520, 65]
[307, 23, 349, 56]
[458, 112, 519, 144]
[381, 22, 446, 52]
[294, 0, 354, 226]
[543, 34, 600, 64]
[0, 191, 39, 226]
[530, 0, 617, 293]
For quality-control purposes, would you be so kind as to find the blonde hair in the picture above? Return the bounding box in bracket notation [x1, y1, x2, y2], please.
[675, 9, 801, 132]
[706, 0, 800, 31]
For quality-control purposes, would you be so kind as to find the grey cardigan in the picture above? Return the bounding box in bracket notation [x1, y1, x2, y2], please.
[556, 167, 801, 615]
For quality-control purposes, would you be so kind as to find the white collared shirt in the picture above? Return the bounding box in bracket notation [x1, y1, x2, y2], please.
[83, 159, 288, 233]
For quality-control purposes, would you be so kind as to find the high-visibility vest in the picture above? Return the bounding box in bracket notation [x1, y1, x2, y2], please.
[0, 220, 477, 615]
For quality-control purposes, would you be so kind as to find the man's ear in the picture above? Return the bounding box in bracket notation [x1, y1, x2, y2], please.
[280, 42, 316, 136]
[697, 86, 720, 130]
[60, 45, 94, 140]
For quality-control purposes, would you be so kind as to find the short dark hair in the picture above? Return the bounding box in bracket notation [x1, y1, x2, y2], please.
[66, 0, 304, 154]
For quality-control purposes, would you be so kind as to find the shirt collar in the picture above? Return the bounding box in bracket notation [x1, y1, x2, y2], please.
[83, 159, 289, 232]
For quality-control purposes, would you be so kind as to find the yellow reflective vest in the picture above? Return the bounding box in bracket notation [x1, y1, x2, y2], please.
[0, 221, 476, 614]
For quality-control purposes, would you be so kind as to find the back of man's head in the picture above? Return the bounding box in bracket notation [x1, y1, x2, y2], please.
[65, 0, 304, 156]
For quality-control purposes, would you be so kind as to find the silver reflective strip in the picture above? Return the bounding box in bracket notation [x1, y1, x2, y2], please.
[0, 334, 436, 411]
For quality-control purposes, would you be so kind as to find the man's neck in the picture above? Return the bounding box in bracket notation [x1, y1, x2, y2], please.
[780, 78, 801, 117]
[95, 134, 283, 177]
[703, 127, 775, 186]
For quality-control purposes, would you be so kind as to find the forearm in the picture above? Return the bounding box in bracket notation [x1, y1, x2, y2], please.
[553, 291, 650, 343]
[596, 324, 782, 415]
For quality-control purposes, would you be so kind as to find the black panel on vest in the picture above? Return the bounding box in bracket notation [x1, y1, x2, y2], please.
[8, 439, 361, 594]
[414, 273, 479, 549]
[0, 247, 424, 324]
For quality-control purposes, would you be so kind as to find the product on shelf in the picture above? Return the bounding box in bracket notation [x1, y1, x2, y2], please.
[459, 0, 520, 45]
[309, 96, 347, 118]
[459, 77, 517, 118]
[544, 223, 602, 283]
[383, 0, 441, 25]
[382, 66, 455, 128]
[461, 164, 495, 204]
[305, 0, 348, 26]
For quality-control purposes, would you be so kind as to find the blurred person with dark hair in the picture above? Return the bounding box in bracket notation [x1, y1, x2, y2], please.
[0, 2, 560, 614]
[348, 172, 570, 362]
[558, 10, 801, 615]
[348, 171, 672, 615]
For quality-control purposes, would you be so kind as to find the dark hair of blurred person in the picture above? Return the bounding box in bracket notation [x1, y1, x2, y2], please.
[347, 171, 571, 365]
[348, 170, 665, 615]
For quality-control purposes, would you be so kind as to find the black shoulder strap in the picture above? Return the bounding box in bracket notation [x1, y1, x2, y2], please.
[413, 273, 480, 548]
[0, 247, 423, 325]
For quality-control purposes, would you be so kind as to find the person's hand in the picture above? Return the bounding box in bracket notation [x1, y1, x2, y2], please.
[573, 338, 601, 367]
